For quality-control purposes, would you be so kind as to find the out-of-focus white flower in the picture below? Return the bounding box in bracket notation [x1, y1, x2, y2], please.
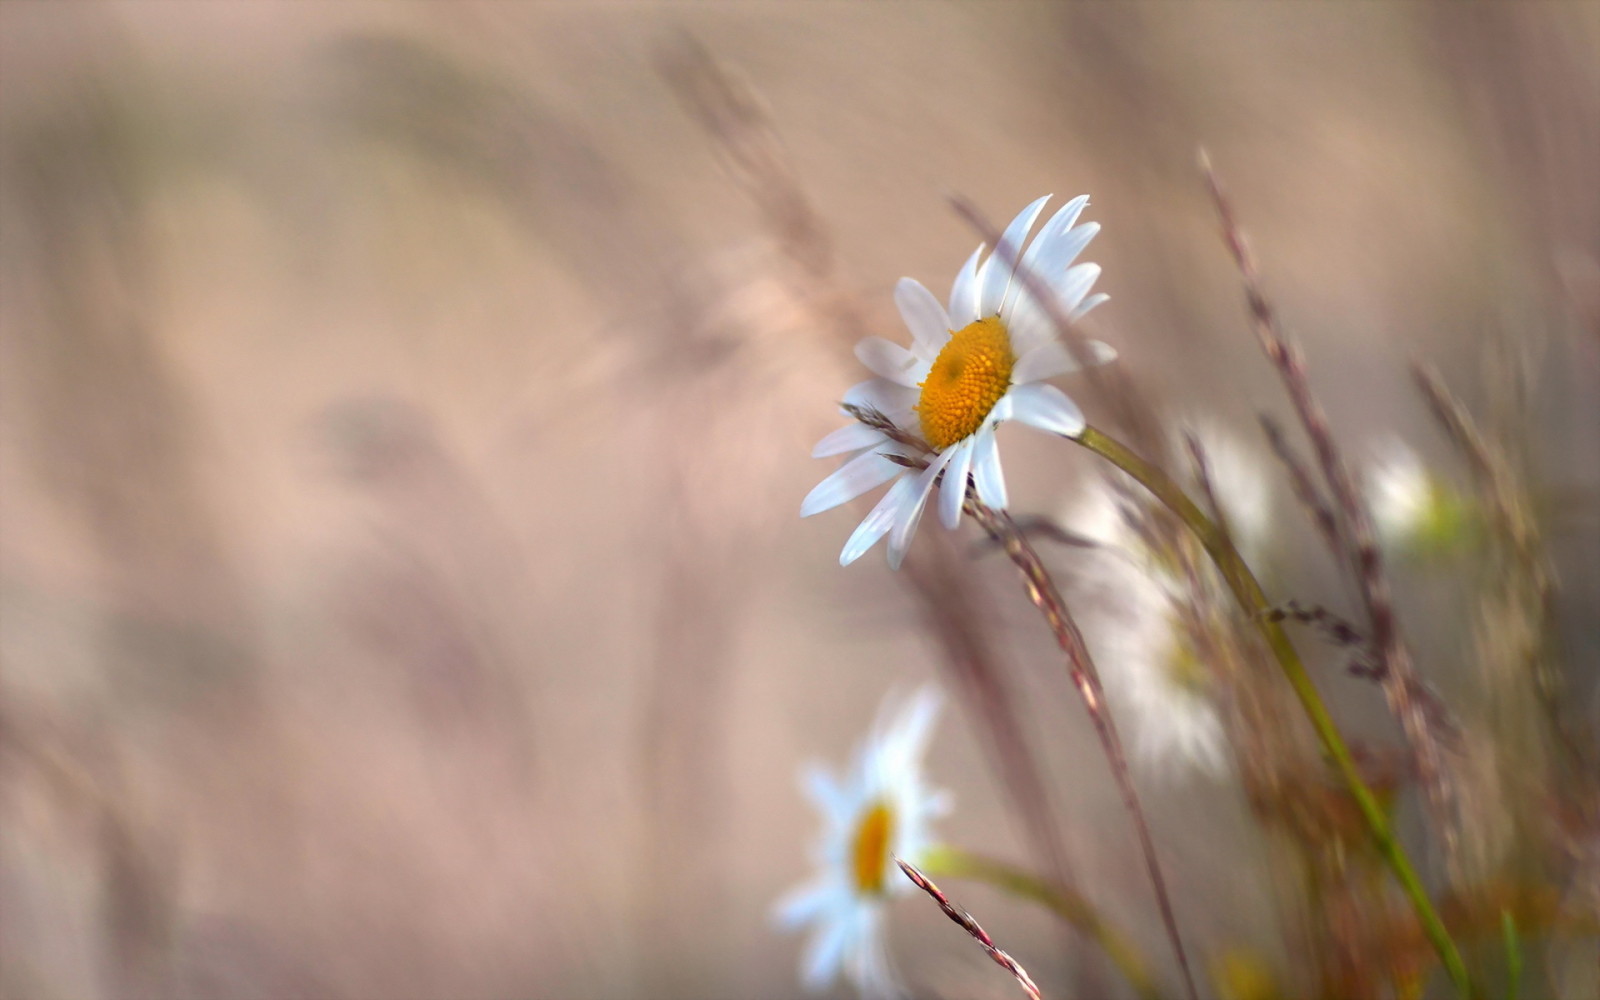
[772, 685, 951, 997]
[1063, 423, 1274, 778]
[1100, 566, 1231, 777]
[1188, 422, 1274, 567]
[1369, 441, 1432, 545]
[1367, 441, 1469, 557]
[801, 195, 1115, 569]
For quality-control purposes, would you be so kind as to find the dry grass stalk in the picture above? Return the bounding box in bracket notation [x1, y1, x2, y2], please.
[1259, 413, 1343, 558]
[896, 857, 1043, 1000]
[0, 701, 177, 998]
[1201, 151, 1459, 876]
[1263, 601, 1377, 675]
[962, 494, 1201, 1000]
[1412, 360, 1598, 889]
[1411, 362, 1553, 637]
[657, 35, 834, 281]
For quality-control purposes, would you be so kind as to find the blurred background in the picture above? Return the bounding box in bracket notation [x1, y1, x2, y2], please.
[2, 3, 1597, 998]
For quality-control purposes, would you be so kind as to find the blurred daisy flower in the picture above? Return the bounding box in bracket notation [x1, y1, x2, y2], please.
[801, 195, 1114, 568]
[1367, 440, 1472, 558]
[1103, 567, 1232, 777]
[1066, 424, 1274, 777]
[772, 685, 951, 997]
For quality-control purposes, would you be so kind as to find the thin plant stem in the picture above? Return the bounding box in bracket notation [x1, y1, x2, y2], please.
[1412, 362, 1576, 765]
[1200, 154, 1456, 875]
[922, 845, 1164, 1000]
[962, 496, 1201, 1000]
[1074, 423, 1474, 998]
[1501, 912, 1522, 1000]
[897, 857, 1043, 1000]
[1259, 414, 1342, 558]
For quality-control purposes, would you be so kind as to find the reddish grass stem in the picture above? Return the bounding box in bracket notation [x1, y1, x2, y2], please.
[1259, 414, 1342, 558]
[897, 857, 1043, 1000]
[963, 497, 1201, 1000]
[1199, 151, 1457, 877]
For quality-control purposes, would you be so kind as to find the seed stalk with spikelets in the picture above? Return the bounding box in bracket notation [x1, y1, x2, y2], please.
[896, 857, 1042, 1000]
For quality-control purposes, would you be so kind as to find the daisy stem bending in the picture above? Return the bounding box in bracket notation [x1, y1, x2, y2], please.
[1073, 424, 1473, 998]
[921, 845, 1163, 1000]
[961, 497, 1200, 1000]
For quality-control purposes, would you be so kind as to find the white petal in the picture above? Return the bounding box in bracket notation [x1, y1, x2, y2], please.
[886, 448, 953, 570]
[1000, 291, 1055, 355]
[1082, 338, 1117, 365]
[1007, 195, 1089, 312]
[937, 438, 973, 530]
[1006, 383, 1085, 438]
[854, 337, 922, 388]
[1012, 341, 1074, 384]
[882, 685, 943, 774]
[1032, 195, 1089, 256]
[1073, 291, 1110, 320]
[1056, 262, 1102, 317]
[894, 278, 951, 358]
[947, 243, 985, 327]
[773, 878, 841, 929]
[1012, 338, 1117, 383]
[801, 912, 854, 990]
[971, 430, 1008, 509]
[812, 423, 886, 458]
[1034, 221, 1100, 285]
[979, 195, 1052, 319]
[993, 201, 1100, 349]
[842, 378, 918, 425]
[840, 475, 919, 566]
[801, 451, 903, 517]
[801, 763, 854, 823]
[847, 908, 898, 998]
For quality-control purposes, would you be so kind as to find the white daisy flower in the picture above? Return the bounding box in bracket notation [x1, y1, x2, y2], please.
[1368, 440, 1433, 549]
[1072, 481, 1231, 778]
[801, 195, 1115, 568]
[1102, 566, 1232, 778]
[772, 685, 951, 997]
[1064, 423, 1275, 778]
[1366, 440, 1471, 557]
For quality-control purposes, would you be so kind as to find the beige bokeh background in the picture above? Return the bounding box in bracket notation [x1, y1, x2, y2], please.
[2, 3, 1596, 998]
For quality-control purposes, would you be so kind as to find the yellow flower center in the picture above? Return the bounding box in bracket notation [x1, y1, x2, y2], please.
[851, 800, 896, 895]
[916, 317, 1015, 451]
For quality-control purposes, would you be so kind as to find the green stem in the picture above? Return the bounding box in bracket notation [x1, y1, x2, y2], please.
[1500, 912, 1521, 1000]
[1074, 424, 1473, 998]
[922, 844, 1164, 1000]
